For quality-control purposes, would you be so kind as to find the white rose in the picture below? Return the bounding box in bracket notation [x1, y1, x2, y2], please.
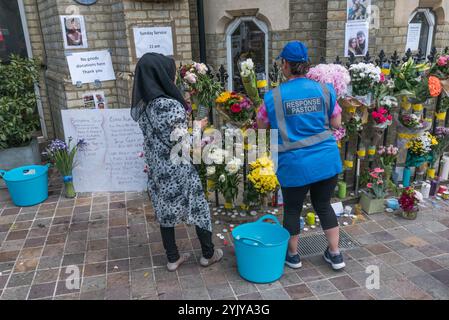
[219, 174, 226, 183]
[225, 158, 242, 175]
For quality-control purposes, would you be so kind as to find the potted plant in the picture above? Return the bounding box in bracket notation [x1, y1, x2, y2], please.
[359, 167, 386, 214]
[0, 55, 41, 171]
[398, 186, 422, 220]
[435, 96, 449, 121]
[44, 138, 86, 198]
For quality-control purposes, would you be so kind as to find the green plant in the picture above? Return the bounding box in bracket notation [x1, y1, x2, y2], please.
[437, 96, 449, 113]
[0, 54, 40, 149]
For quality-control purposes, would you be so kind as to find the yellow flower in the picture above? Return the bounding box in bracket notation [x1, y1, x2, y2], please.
[216, 91, 231, 104]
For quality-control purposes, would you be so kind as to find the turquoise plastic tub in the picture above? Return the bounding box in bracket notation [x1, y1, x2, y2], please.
[0, 164, 49, 207]
[232, 215, 290, 283]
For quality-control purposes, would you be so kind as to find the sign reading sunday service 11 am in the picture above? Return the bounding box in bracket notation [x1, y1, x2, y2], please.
[66, 50, 116, 85]
[133, 26, 174, 58]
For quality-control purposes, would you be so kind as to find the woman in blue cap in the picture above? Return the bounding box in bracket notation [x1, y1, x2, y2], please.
[257, 41, 345, 270]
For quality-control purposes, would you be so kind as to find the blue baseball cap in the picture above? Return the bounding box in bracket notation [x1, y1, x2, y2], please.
[277, 41, 309, 63]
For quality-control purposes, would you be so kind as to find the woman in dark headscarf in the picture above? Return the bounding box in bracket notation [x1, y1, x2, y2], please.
[131, 53, 222, 271]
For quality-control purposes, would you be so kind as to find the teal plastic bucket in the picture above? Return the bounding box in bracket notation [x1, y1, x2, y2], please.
[232, 215, 290, 283]
[0, 164, 49, 207]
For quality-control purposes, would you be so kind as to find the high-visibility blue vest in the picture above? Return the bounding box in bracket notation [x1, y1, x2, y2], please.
[265, 77, 343, 187]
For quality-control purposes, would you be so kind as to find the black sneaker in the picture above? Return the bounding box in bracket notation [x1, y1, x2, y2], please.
[323, 247, 346, 270]
[285, 253, 302, 269]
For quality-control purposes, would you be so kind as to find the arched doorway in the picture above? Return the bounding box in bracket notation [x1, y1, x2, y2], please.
[407, 8, 436, 57]
[225, 17, 269, 91]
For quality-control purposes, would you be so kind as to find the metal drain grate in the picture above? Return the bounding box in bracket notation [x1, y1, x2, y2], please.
[297, 230, 360, 257]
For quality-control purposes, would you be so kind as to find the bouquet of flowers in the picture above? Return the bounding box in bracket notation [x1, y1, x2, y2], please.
[391, 58, 430, 97]
[180, 62, 222, 117]
[377, 145, 399, 192]
[306, 64, 351, 97]
[371, 107, 393, 128]
[406, 132, 438, 157]
[344, 114, 364, 137]
[379, 95, 398, 109]
[433, 127, 449, 158]
[430, 53, 449, 79]
[205, 146, 242, 208]
[378, 145, 399, 167]
[413, 75, 442, 103]
[399, 186, 422, 219]
[215, 91, 255, 127]
[398, 114, 425, 129]
[44, 137, 87, 198]
[366, 167, 386, 199]
[240, 58, 263, 107]
[349, 62, 382, 96]
[245, 156, 279, 208]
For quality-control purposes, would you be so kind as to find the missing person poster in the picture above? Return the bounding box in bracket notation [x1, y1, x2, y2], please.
[60, 15, 88, 49]
[344, 21, 369, 57]
[133, 26, 174, 58]
[83, 91, 107, 109]
[66, 50, 116, 85]
[347, 0, 371, 21]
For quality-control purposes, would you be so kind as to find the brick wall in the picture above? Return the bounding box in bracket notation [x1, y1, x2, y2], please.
[24, 0, 192, 139]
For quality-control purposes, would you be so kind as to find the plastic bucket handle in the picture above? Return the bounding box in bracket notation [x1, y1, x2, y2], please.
[0, 170, 6, 179]
[235, 235, 269, 247]
[256, 214, 281, 226]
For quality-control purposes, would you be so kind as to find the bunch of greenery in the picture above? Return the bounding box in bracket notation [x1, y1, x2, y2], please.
[0, 55, 40, 149]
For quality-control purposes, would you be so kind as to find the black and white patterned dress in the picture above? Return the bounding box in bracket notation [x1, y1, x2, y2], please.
[138, 97, 212, 232]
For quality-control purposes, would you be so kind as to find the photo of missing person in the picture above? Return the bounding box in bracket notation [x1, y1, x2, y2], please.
[83, 94, 95, 109]
[345, 22, 369, 57]
[347, 0, 370, 21]
[60, 15, 88, 49]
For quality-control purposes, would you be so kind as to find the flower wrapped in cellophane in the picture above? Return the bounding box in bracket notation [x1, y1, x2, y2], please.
[405, 132, 438, 167]
[306, 64, 351, 98]
[215, 91, 255, 128]
[239, 58, 263, 107]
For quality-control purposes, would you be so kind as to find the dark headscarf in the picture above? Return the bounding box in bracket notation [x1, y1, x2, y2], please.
[131, 53, 187, 121]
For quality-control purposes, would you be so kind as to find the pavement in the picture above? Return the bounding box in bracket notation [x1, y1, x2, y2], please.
[1, 177, 449, 300]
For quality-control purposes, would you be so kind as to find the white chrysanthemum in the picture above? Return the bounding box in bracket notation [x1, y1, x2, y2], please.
[219, 174, 226, 183]
[225, 157, 242, 175]
[206, 166, 216, 176]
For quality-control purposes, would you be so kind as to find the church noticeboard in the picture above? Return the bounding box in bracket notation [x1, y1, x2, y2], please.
[61, 109, 147, 192]
[133, 26, 174, 58]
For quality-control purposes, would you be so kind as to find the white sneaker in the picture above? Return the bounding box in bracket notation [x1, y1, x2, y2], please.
[199, 249, 223, 267]
[167, 252, 191, 272]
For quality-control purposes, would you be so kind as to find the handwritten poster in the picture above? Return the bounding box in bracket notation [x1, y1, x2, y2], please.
[66, 50, 116, 85]
[61, 109, 146, 192]
[133, 26, 174, 58]
[406, 23, 422, 52]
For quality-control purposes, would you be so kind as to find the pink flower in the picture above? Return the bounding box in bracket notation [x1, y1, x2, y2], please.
[370, 173, 379, 179]
[377, 180, 383, 185]
[380, 73, 386, 83]
[373, 168, 384, 173]
[184, 71, 197, 84]
[367, 183, 373, 188]
[137, 151, 144, 158]
[437, 56, 448, 67]
[230, 103, 242, 113]
[143, 165, 149, 173]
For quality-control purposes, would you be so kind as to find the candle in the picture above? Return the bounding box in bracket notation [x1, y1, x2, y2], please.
[337, 181, 347, 199]
[427, 168, 436, 179]
[436, 111, 447, 121]
[430, 179, 439, 196]
[344, 160, 354, 169]
[440, 156, 449, 181]
[403, 167, 411, 187]
[421, 182, 431, 199]
[306, 212, 315, 226]
[357, 147, 366, 159]
[412, 104, 423, 112]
